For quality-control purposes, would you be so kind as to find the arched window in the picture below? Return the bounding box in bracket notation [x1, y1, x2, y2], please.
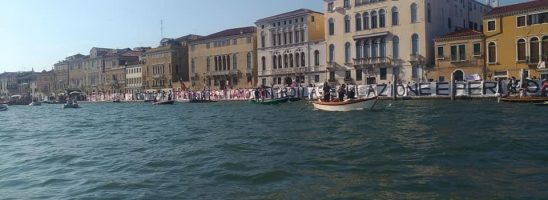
[214, 56, 218, 71]
[392, 7, 399, 26]
[345, 42, 351, 63]
[372, 39, 378, 58]
[328, 18, 335, 35]
[411, 3, 418, 23]
[393, 36, 400, 59]
[262, 56, 266, 70]
[232, 54, 237, 69]
[488, 42, 497, 63]
[531, 37, 540, 63]
[364, 40, 370, 58]
[517, 39, 526, 61]
[278, 55, 283, 68]
[301, 52, 305, 66]
[543, 36, 548, 59]
[411, 34, 419, 55]
[289, 54, 294, 68]
[356, 13, 362, 31]
[272, 55, 277, 69]
[284, 54, 288, 68]
[371, 11, 378, 29]
[295, 53, 300, 67]
[329, 44, 335, 63]
[380, 38, 386, 58]
[206, 57, 211, 71]
[379, 9, 386, 28]
[355, 0, 362, 6]
[261, 32, 265, 48]
[356, 41, 362, 59]
[247, 52, 252, 69]
[344, 15, 351, 33]
[314, 50, 320, 66]
[223, 56, 227, 70]
[427, 3, 431, 23]
[344, 0, 350, 8]
[363, 12, 369, 30]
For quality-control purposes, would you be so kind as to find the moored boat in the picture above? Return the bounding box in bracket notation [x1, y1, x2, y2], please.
[312, 96, 378, 112]
[153, 100, 175, 105]
[0, 104, 8, 111]
[189, 99, 217, 103]
[500, 96, 548, 103]
[250, 97, 289, 105]
[29, 101, 42, 106]
[63, 102, 79, 109]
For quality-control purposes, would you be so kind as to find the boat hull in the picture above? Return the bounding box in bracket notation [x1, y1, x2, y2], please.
[29, 102, 42, 106]
[153, 100, 175, 105]
[0, 104, 7, 111]
[250, 98, 289, 105]
[312, 97, 378, 112]
[501, 96, 548, 103]
[63, 104, 79, 109]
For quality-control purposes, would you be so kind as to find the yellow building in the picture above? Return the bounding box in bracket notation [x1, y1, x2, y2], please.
[188, 27, 257, 90]
[428, 29, 485, 82]
[483, 0, 548, 80]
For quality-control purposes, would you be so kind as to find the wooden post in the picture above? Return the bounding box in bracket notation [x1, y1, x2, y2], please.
[450, 73, 455, 101]
[392, 73, 397, 100]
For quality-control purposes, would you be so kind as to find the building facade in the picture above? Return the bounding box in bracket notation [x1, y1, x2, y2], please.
[188, 27, 257, 90]
[324, 0, 490, 85]
[125, 62, 143, 99]
[428, 29, 486, 82]
[483, 0, 548, 80]
[255, 9, 327, 87]
[142, 35, 200, 93]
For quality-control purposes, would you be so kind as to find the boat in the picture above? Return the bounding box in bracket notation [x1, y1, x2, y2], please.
[63, 102, 79, 109]
[0, 104, 7, 111]
[152, 100, 175, 105]
[312, 96, 378, 112]
[250, 97, 289, 105]
[29, 101, 42, 106]
[534, 101, 548, 106]
[113, 99, 121, 103]
[500, 96, 548, 103]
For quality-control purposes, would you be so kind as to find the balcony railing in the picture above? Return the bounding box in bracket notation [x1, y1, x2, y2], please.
[353, 57, 392, 67]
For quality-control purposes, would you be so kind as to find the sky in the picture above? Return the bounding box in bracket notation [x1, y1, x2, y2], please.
[0, 0, 529, 72]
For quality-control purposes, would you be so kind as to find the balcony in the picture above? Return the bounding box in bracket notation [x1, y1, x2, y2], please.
[409, 54, 426, 64]
[206, 69, 239, 76]
[353, 57, 392, 67]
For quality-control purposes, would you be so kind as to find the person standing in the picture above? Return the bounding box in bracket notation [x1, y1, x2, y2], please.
[322, 82, 331, 102]
[338, 84, 347, 101]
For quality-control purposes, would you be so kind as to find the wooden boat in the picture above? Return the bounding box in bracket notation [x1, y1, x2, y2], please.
[0, 104, 7, 111]
[312, 96, 378, 112]
[153, 100, 175, 105]
[500, 96, 548, 103]
[250, 97, 289, 105]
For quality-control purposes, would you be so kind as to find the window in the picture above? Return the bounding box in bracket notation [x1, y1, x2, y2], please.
[261, 34, 265, 48]
[329, 44, 335, 62]
[247, 52, 252, 69]
[329, 18, 335, 35]
[207, 57, 211, 72]
[233, 54, 238, 69]
[345, 70, 351, 80]
[272, 55, 277, 69]
[380, 68, 387, 80]
[380, 38, 386, 58]
[344, 0, 350, 8]
[363, 12, 370, 29]
[412, 65, 419, 78]
[411, 34, 419, 55]
[295, 53, 300, 67]
[448, 18, 452, 29]
[531, 37, 540, 63]
[473, 43, 481, 56]
[488, 42, 497, 63]
[391, 7, 399, 26]
[437, 46, 444, 59]
[364, 40, 370, 58]
[451, 46, 458, 61]
[344, 15, 351, 33]
[289, 54, 294, 67]
[289, 32, 293, 44]
[295, 30, 299, 43]
[517, 39, 526, 61]
[278, 55, 282, 68]
[527, 12, 548, 25]
[487, 20, 496, 31]
[345, 42, 351, 63]
[314, 50, 320, 66]
[329, 71, 335, 81]
[233, 39, 237, 45]
[328, 3, 334, 12]
[356, 69, 362, 81]
[379, 9, 386, 28]
[543, 36, 548, 59]
[427, 3, 431, 23]
[459, 45, 466, 61]
[356, 41, 362, 59]
[393, 36, 399, 59]
[371, 11, 378, 29]
[283, 54, 288, 68]
[517, 16, 526, 27]
[315, 75, 320, 83]
[372, 39, 378, 58]
[261, 56, 266, 70]
[356, 14, 362, 31]
[411, 3, 418, 23]
[301, 52, 305, 67]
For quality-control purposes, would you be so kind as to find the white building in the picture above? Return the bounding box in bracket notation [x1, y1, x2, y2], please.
[256, 9, 327, 87]
[324, 0, 490, 85]
[125, 63, 143, 99]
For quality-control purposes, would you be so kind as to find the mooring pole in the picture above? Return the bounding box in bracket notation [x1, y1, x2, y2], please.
[450, 73, 455, 101]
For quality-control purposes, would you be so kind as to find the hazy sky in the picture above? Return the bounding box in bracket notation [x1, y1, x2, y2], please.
[0, 0, 528, 72]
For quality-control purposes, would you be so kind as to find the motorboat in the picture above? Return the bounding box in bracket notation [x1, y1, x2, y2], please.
[312, 96, 378, 112]
[0, 104, 7, 111]
[250, 97, 289, 105]
[152, 100, 175, 105]
[29, 101, 42, 106]
[500, 96, 548, 103]
[63, 102, 79, 109]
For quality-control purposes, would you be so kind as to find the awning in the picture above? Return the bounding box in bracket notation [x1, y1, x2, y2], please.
[353, 31, 389, 40]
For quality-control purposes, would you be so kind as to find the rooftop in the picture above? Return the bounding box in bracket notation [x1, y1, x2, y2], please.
[256, 8, 322, 24]
[436, 29, 484, 41]
[195, 26, 256, 42]
[485, 0, 548, 17]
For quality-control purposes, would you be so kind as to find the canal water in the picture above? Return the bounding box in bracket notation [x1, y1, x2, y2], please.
[0, 101, 547, 199]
